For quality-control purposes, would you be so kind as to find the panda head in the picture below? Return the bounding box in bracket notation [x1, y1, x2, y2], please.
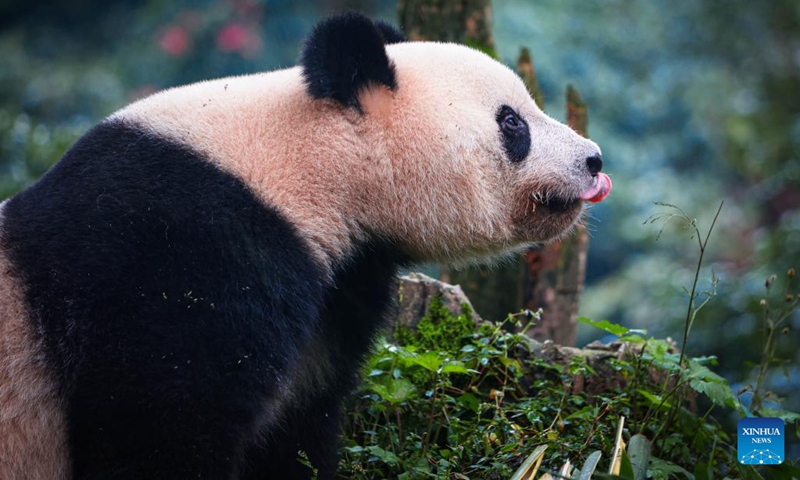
[298, 12, 611, 262]
[118, 13, 610, 267]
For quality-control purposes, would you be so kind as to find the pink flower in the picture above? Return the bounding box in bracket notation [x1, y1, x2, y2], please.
[159, 26, 190, 56]
[216, 23, 249, 53]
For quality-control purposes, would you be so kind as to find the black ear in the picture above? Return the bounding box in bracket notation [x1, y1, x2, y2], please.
[300, 12, 399, 110]
[374, 19, 407, 44]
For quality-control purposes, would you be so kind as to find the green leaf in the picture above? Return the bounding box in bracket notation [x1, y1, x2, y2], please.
[648, 456, 694, 480]
[457, 393, 480, 414]
[684, 362, 736, 407]
[407, 352, 442, 372]
[693, 462, 710, 480]
[565, 405, 596, 421]
[628, 434, 651, 480]
[690, 355, 719, 366]
[637, 389, 672, 409]
[759, 408, 800, 424]
[578, 317, 631, 336]
[366, 445, 400, 466]
[498, 356, 523, 372]
[620, 451, 636, 479]
[577, 451, 602, 480]
[440, 360, 470, 374]
[619, 333, 648, 343]
[690, 379, 735, 407]
[369, 377, 415, 404]
[509, 445, 547, 480]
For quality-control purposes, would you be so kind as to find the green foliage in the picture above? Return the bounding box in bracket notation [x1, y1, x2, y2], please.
[747, 269, 800, 413]
[643, 201, 723, 367]
[339, 203, 799, 478]
[343, 310, 576, 478]
[395, 294, 477, 354]
[338, 304, 789, 478]
[0, 112, 87, 198]
[578, 318, 642, 338]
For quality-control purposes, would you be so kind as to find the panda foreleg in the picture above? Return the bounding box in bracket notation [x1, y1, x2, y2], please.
[242, 391, 344, 479]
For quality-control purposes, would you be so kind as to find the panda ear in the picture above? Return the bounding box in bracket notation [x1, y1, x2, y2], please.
[373, 19, 407, 45]
[300, 12, 399, 111]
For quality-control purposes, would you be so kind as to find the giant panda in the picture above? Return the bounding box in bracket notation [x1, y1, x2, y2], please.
[0, 12, 611, 480]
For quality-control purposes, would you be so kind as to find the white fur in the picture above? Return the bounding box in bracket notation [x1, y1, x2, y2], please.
[113, 42, 601, 273]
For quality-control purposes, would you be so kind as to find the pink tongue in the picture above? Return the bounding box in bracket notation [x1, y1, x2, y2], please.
[580, 173, 612, 203]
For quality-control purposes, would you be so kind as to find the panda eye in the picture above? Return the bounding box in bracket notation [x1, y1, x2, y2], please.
[496, 105, 531, 163]
[497, 107, 526, 135]
[502, 113, 521, 130]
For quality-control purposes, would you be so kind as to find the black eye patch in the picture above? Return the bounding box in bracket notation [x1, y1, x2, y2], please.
[496, 105, 530, 163]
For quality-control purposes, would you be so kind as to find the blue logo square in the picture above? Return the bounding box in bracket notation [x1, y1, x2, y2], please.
[738, 417, 784, 465]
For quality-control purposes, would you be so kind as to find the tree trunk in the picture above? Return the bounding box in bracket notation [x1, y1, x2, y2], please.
[516, 47, 544, 110]
[398, 0, 496, 56]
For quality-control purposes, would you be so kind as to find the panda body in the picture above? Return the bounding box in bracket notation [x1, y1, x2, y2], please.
[0, 13, 610, 480]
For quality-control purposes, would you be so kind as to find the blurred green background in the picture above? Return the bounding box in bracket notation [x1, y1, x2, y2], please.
[1, 0, 798, 449]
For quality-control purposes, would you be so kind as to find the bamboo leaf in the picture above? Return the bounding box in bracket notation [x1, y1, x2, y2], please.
[509, 445, 547, 480]
[558, 459, 572, 479]
[577, 451, 602, 480]
[628, 434, 651, 480]
[609, 417, 626, 475]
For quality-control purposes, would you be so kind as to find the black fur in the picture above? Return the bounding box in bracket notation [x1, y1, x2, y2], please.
[241, 241, 409, 478]
[497, 105, 531, 163]
[300, 12, 399, 110]
[374, 19, 407, 44]
[1, 120, 407, 479]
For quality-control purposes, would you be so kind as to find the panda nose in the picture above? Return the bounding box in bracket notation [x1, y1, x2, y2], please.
[586, 155, 603, 176]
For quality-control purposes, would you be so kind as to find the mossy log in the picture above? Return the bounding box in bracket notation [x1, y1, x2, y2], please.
[395, 274, 691, 400]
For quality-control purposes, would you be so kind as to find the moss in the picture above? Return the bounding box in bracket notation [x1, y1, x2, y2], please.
[396, 294, 475, 353]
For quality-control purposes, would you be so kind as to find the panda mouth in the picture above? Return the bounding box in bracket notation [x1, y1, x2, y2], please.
[539, 196, 579, 213]
[531, 191, 580, 213]
[533, 174, 613, 214]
